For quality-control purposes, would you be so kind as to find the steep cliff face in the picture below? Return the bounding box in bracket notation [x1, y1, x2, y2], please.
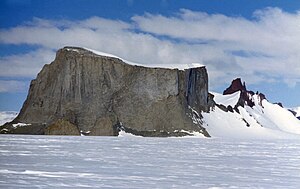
[2, 47, 213, 137]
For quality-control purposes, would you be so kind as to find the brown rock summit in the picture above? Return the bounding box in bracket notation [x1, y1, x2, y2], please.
[1, 47, 213, 137]
[223, 78, 246, 95]
[223, 78, 266, 108]
[223, 78, 255, 107]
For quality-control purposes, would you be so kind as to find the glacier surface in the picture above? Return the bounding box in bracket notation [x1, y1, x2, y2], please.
[0, 135, 300, 189]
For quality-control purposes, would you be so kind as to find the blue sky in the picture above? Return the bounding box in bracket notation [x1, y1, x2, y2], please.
[1, 0, 300, 111]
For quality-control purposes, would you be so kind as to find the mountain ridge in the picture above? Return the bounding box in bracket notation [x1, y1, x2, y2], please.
[1, 46, 300, 138]
[0, 47, 213, 137]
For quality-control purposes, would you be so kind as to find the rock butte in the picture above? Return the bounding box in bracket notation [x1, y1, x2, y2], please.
[1, 47, 214, 137]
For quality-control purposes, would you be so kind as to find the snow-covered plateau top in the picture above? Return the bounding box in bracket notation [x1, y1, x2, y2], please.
[66, 47, 205, 70]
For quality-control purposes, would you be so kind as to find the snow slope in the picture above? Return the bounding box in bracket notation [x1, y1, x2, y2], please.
[203, 92, 300, 139]
[212, 91, 240, 107]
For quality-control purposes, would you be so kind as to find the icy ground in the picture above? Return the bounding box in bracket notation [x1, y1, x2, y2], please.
[1, 135, 300, 189]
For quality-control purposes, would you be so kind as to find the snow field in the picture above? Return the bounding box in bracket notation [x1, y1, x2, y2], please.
[204, 92, 300, 139]
[0, 135, 300, 189]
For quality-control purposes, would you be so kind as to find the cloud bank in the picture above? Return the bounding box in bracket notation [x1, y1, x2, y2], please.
[1, 8, 300, 92]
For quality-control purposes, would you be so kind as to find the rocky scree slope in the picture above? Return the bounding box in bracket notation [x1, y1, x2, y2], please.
[1, 47, 214, 137]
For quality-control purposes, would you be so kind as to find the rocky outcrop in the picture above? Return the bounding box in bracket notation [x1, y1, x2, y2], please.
[223, 78, 267, 109]
[223, 78, 246, 95]
[45, 119, 80, 135]
[1, 47, 213, 137]
[223, 78, 255, 108]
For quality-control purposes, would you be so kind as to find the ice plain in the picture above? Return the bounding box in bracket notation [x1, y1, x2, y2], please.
[1, 135, 300, 189]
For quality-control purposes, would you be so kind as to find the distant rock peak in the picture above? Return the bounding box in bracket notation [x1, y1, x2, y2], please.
[222, 78, 267, 108]
[223, 78, 246, 95]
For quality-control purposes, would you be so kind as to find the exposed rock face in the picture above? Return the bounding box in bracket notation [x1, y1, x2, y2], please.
[222, 78, 267, 110]
[223, 78, 246, 95]
[45, 119, 80, 135]
[2, 47, 213, 137]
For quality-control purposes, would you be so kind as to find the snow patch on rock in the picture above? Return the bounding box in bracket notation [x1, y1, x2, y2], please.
[118, 130, 142, 137]
[12, 123, 31, 128]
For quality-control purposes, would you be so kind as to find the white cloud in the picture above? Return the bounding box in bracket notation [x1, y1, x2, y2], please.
[0, 48, 55, 77]
[132, 8, 300, 86]
[132, 8, 300, 54]
[1, 8, 300, 92]
[0, 80, 27, 93]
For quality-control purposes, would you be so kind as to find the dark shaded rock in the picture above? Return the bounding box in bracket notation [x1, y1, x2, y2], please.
[274, 102, 283, 108]
[216, 104, 228, 112]
[223, 78, 246, 95]
[255, 92, 266, 106]
[89, 117, 118, 136]
[207, 93, 215, 108]
[186, 68, 210, 113]
[289, 109, 297, 116]
[242, 118, 250, 127]
[288, 109, 300, 120]
[227, 105, 234, 113]
[3, 47, 213, 137]
[222, 78, 267, 108]
[45, 119, 80, 135]
[223, 78, 253, 107]
[257, 92, 266, 101]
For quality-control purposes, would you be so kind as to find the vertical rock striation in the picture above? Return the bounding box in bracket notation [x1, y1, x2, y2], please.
[1, 47, 213, 137]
